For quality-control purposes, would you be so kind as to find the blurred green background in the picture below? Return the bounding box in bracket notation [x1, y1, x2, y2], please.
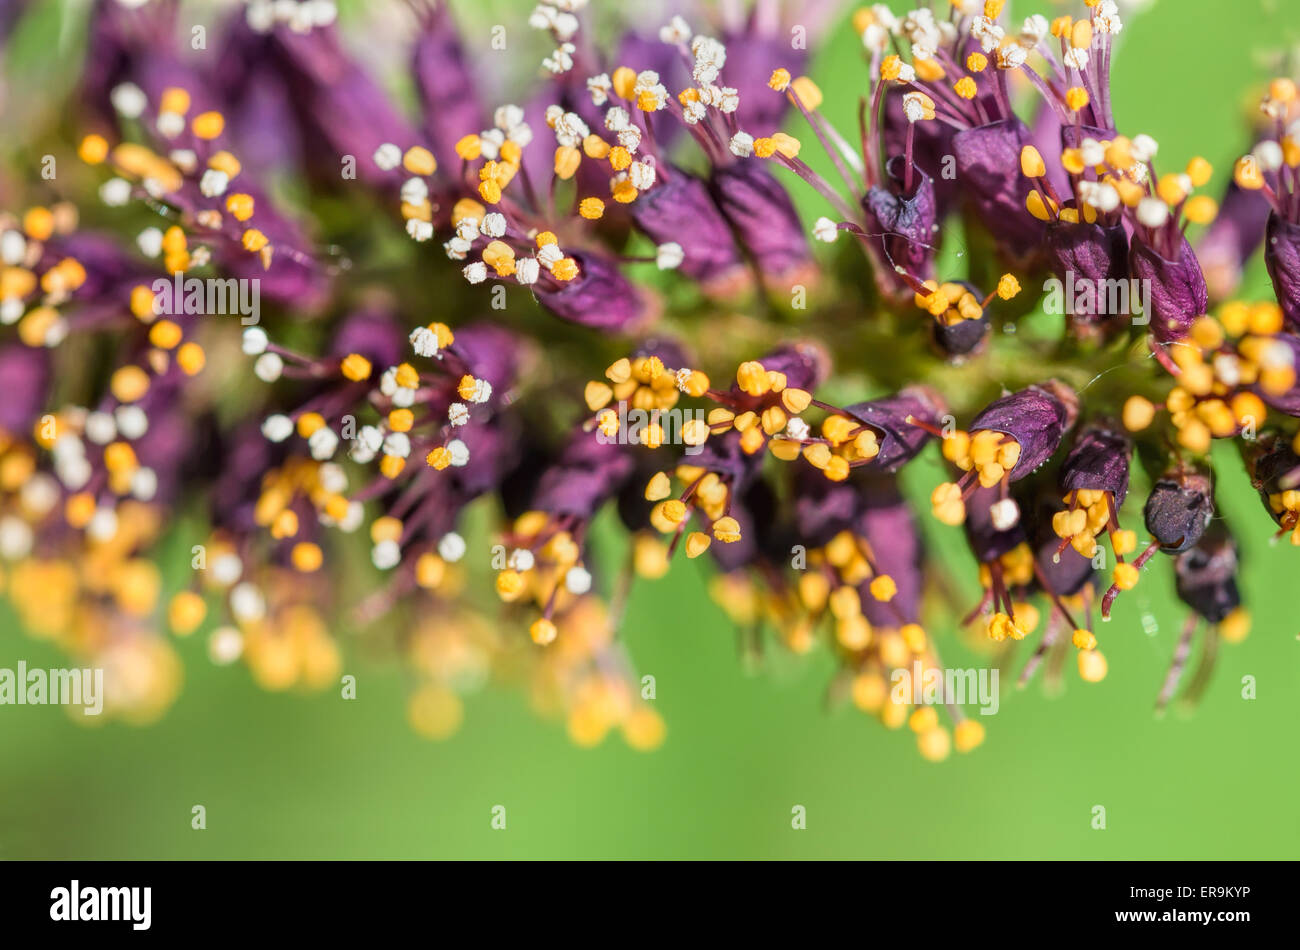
[2, 0, 1300, 859]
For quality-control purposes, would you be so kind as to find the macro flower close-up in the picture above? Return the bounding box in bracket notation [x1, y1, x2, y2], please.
[0, 0, 1298, 880]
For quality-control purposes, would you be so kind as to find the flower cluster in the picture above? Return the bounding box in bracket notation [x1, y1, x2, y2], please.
[0, 0, 1294, 758]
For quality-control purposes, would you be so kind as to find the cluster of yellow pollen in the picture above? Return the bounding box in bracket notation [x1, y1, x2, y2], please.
[492, 511, 585, 639]
[915, 281, 984, 325]
[1235, 79, 1300, 191]
[586, 355, 709, 447]
[1123, 304, 1292, 454]
[252, 456, 345, 570]
[644, 464, 738, 555]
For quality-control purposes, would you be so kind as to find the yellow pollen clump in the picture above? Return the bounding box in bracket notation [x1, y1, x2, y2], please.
[966, 52, 988, 73]
[191, 111, 225, 139]
[403, 146, 437, 176]
[241, 228, 268, 252]
[954, 77, 978, 100]
[578, 197, 605, 220]
[78, 134, 109, 164]
[1065, 87, 1090, 112]
[768, 68, 791, 91]
[226, 193, 254, 221]
[110, 365, 151, 403]
[789, 76, 823, 110]
[340, 353, 372, 381]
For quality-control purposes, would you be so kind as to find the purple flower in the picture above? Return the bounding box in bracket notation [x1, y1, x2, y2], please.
[1046, 218, 1130, 338]
[0, 344, 48, 435]
[533, 428, 635, 520]
[1060, 423, 1132, 506]
[951, 118, 1045, 266]
[970, 381, 1077, 481]
[411, 1, 484, 172]
[1129, 233, 1209, 346]
[630, 167, 747, 289]
[856, 475, 923, 627]
[709, 161, 811, 287]
[531, 251, 646, 332]
[842, 385, 945, 472]
[1264, 212, 1300, 333]
[860, 156, 937, 301]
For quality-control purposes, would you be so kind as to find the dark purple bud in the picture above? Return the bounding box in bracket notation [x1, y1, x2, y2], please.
[1264, 211, 1300, 333]
[0, 344, 48, 435]
[630, 167, 747, 289]
[970, 381, 1078, 480]
[690, 429, 764, 496]
[930, 302, 990, 362]
[1129, 232, 1209, 346]
[1045, 219, 1130, 337]
[1173, 523, 1241, 624]
[1143, 470, 1213, 554]
[951, 118, 1045, 265]
[531, 251, 646, 332]
[449, 417, 520, 498]
[860, 155, 937, 301]
[411, 1, 484, 172]
[1060, 422, 1132, 506]
[533, 429, 635, 519]
[709, 161, 811, 286]
[1199, 181, 1271, 302]
[842, 384, 945, 472]
[856, 475, 923, 626]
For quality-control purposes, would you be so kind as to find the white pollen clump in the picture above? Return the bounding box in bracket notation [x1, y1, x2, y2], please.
[1254, 141, 1284, 172]
[242, 326, 269, 355]
[515, 257, 541, 284]
[110, 82, 147, 119]
[438, 532, 466, 563]
[115, 405, 148, 439]
[262, 414, 294, 443]
[508, 548, 535, 572]
[100, 177, 132, 207]
[1131, 134, 1159, 164]
[0, 515, 34, 561]
[254, 352, 284, 382]
[813, 217, 839, 243]
[401, 177, 428, 204]
[410, 326, 438, 357]
[230, 582, 267, 622]
[373, 143, 402, 171]
[729, 132, 754, 158]
[785, 417, 810, 442]
[136, 226, 163, 257]
[990, 498, 1021, 531]
[308, 426, 339, 460]
[208, 627, 244, 665]
[659, 16, 691, 44]
[564, 566, 592, 595]
[382, 432, 411, 458]
[481, 213, 507, 238]
[656, 242, 684, 270]
[84, 411, 117, 445]
[463, 261, 488, 284]
[211, 552, 244, 587]
[407, 219, 433, 242]
[200, 169, 229, 198]
[448, 402, 470, 426]
[447, 439, 470, 466]
[372, 540, 401, 570]
[1136, 197, 1169, 229]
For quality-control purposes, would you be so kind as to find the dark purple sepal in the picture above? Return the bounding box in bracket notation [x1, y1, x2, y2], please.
[0, 344, 49, 435]
[709, 161, 810, 284]
[411, 0, 484, 172]
[963, 484, 1025, 564]
[970, 381, 1077, 480]
[1129, 233, 1208, 345]
[630, 167, 746, 286]
[1264, 211, 1300, 333]
[533, 429, 635, 519]
[951, 117, 1045, 264]
[531, 252, 645, 332]
[860, 155, 937, 299]
[1032, 502, 1094, 597]
[843, 385, 945, 472]
[1046, 217, 1130, 336]
[1060, 422, 1132, 505]
[855, 475, 923, 626]
[1198, 181, 1271, 302]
